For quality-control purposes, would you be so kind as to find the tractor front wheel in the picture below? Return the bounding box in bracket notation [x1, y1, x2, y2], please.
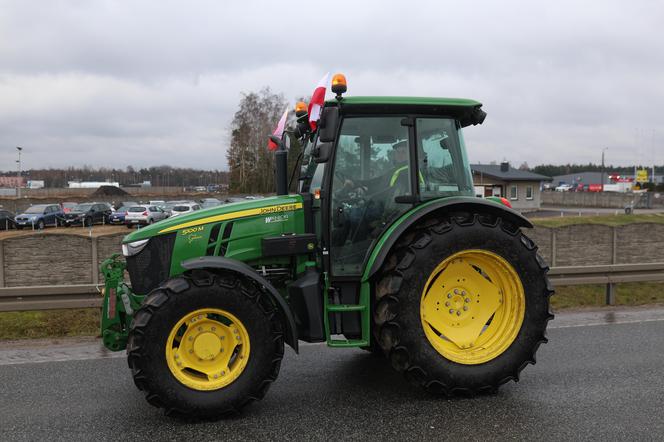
[374, 213, 553, 395]
[127, 270, 284, 419]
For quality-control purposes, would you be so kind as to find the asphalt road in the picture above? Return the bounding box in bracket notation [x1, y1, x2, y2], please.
[2, 307, 664, 441]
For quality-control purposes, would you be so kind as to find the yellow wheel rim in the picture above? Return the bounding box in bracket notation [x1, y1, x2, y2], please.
[165, 308, 250, 391]
[420, 250, 525, 365]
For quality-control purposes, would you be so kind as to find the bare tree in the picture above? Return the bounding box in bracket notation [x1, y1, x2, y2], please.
[227, 88, 287, 193]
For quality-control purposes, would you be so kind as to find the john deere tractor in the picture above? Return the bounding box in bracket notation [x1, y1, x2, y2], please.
[100, 74, 553, 419]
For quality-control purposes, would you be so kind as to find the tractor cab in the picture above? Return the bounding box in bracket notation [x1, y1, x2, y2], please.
[300, 97, 480, 275]
[291, 83, 488, 344]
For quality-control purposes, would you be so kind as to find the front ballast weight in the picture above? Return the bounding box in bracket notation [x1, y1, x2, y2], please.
[100, 254, 144, 351]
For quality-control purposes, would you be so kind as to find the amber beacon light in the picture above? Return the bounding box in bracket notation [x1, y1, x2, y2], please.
[331, 73, 347, 97]
[295, 101, 308, 117]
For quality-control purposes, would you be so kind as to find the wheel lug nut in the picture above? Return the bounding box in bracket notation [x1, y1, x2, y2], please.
[449, 309, 454, 314]
[463, 306, 468, 311]
[189, 349, 193, 354]
[462, 291, 466, 295]
[447, 293, 452, 299]
[456, 311, 461, 316]
[211, 327, 216, 331]
[465, 298, 471, 303]
[454, 289, 459, 294]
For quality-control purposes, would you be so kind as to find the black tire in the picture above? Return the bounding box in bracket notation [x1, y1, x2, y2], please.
[127, 270, 284, 420]
[373, 213, 554, 395]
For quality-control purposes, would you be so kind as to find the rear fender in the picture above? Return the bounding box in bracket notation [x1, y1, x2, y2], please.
[181, 256, 299, 353]
[363, 197, 533, 282]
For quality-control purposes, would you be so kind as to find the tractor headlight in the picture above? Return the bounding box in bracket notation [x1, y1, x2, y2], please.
[122, 239, 149, 257]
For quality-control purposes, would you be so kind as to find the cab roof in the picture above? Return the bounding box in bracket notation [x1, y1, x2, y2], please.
[327, 96, 482, 107]
[324, 96, 486, 127]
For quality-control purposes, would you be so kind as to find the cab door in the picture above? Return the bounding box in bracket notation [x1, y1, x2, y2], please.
[328, 116, 413, 277]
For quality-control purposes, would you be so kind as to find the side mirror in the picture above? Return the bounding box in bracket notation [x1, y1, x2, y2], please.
[313, 142, 333, 164]
[269, 135, 284, 150]
[318, 107, 338, 143]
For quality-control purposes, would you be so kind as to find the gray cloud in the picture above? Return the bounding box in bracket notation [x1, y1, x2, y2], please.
[1, 0, 662, 171]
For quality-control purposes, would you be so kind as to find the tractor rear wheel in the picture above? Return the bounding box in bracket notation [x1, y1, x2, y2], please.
[373, 213, 553, 395]
[127, 270, 284, 419]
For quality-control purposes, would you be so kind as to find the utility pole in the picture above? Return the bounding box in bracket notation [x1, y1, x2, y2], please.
[16, 147, 23, 198]
[601, 147, 608, 192]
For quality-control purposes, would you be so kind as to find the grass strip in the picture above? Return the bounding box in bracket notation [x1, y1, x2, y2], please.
[0, 308, 100, 340]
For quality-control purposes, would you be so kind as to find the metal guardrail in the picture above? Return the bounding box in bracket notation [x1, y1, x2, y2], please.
[0, 263, 663, 312]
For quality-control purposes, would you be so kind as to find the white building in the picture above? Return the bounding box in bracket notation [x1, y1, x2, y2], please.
[68, 181, 120, 189]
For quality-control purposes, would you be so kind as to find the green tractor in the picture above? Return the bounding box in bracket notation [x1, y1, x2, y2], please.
[100, 74, 553, 419]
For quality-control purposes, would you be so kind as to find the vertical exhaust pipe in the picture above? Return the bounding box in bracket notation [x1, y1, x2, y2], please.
[269, 135, 289, 195]
[275, 147, 288, 195]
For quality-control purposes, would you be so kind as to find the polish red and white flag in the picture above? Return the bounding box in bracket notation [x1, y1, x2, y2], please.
[308, 72, 330, 131]
[267, 108, 289, 151]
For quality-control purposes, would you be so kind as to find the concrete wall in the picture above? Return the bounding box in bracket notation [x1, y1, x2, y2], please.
[0, 224, 662, 288]
[526, 223, 664, 267]
[542, 191, 663, 209]
[0, 233, 124, 288]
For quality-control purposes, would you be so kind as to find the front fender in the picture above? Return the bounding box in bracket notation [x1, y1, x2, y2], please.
[362, 197, 533, 282]
[181, 256, 298, 353]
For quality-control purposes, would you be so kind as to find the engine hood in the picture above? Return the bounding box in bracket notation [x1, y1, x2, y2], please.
[123, 195, 303, 243]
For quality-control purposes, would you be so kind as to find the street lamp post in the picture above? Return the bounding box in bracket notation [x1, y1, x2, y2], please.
[16, 147, 23, 198]
[601, 147, 608, 192]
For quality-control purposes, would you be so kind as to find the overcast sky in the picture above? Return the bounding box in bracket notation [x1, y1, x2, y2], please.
[1, 0, 662, 172]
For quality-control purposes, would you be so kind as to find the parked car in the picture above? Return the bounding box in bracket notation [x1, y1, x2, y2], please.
[124, 205, 168, 228]
[170, 203, 202, 217]
[114, 201, 138, 211]
[63, 202, 113, 227]
[0, 209, 15, 230]
[200, 198, 221, 209]
[14, 204, 64, 230]
[161, 200, 190, 216]
[109, 206, 132, 225]
[61, 202, 78, 213]
[555, 184, 572, 192]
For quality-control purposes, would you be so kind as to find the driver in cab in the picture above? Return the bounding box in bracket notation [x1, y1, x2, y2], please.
[341, 139, 410, 196]
[332, 140, 412, 247]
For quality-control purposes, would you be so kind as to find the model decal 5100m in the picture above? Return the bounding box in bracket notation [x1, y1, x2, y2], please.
[100, 74, 553, 419]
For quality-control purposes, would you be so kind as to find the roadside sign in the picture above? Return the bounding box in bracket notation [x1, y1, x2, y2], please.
[636, 169, 648, 183]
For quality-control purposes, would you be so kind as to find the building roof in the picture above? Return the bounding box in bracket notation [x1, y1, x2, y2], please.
[471, 164, 552, 182]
